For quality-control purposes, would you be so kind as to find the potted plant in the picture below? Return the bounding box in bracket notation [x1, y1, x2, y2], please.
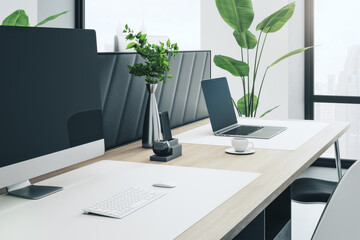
[123, 25, 179, 148]
[2, 9, 69, 27]
[214, 0, 313, 117]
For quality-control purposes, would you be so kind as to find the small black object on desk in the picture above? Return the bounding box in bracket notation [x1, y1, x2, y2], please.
[150, 111, 182, 162]
[150, 138, 182, 162]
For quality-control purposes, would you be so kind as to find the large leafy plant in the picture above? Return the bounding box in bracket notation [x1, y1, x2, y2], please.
[2, 9, 69, 27]
[123, 25, 179, 84]
[214, 0, 313, 117]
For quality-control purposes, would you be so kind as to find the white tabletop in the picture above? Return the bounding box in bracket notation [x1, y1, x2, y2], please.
[174, 118, 329, 150]
[0, 160, 259, 240]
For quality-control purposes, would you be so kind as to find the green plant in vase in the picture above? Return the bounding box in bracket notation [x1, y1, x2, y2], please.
[2, 9, 69, 27]
[214, 0, 313, 117]
[123, 24, 179, 84]
[123, 25, 179, 148]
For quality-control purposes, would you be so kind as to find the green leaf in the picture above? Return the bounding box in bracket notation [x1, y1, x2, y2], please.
[2, 9, 29, 26]
[126, 42, 137, 49]
[237, 94, 258, 116]
[268, 46, 314, 68]
[213, 55, 249, 77]
[233, 30, 257, 49]
[215, 0, 254, 32]
[124, 25, 179, 84]
[232, 98, 242, 116]
[140, 34, 147, 41]
[35, 10, 69, 27]
[260, 105, 280, 118]
[256, 2, 295, 33]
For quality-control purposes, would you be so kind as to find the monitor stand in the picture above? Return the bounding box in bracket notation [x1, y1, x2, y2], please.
[6, 180, 63, 200]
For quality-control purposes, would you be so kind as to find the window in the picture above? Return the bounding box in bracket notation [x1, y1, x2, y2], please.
[305, 0, 360, 164]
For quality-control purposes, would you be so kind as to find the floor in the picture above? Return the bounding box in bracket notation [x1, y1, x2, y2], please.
[291, 166, 344, 240]
[292, 201, 325, 240]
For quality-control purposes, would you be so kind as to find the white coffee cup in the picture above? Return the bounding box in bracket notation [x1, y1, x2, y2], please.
[231, 138, 254, 152]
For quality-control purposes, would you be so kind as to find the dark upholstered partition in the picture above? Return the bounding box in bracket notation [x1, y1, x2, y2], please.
[98, 51, 211, 149]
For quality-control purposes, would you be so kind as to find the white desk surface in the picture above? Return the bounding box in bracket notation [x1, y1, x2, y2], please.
[0, 118, 350, 240]
[0, 160, 259, 240]
[174, 118, 329, 150]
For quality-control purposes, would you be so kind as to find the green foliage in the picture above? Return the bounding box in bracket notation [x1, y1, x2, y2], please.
[35, 11, 69, 27]
[268, 46, 314, 68]
[2, 10, 29, 26]
[237, 94, 258, 116]
[2, 9, 69, 27]
[123, 25, 179, 84]
[214, 0, 313, 118]
[233, 30, 257, 49]
[256, 3, 295, 33]
[213, 55, 249, 77]
[215, 0, 254, 32]
[259, 105, 280, 118]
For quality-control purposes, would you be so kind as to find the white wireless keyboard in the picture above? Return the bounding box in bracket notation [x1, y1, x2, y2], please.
[83, 187, 166, 219]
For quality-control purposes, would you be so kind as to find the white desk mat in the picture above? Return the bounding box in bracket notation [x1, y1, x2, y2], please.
[174, 119, 329, 150]
[0, 160, 260, 240]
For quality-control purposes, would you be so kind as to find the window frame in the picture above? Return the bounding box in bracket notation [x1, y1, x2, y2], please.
[75, 0, 84, 29]
[305, 0, 357, 169]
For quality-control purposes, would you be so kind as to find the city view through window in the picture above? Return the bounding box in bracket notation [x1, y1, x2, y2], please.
[314, 0, 360, 160]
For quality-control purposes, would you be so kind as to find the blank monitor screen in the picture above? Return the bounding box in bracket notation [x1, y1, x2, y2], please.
[0, 26, 103, 170]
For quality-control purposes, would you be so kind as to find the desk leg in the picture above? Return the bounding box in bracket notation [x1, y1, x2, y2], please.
[233, 187, 291, 240]
[334, 140, 343, 180]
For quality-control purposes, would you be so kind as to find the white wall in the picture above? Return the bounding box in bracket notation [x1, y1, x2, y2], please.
[0, 0, 37, 25]
[85, 0, 201, 52]
[0, 0, 74, 28]
[201, 0, 305, 119]
[37, 0, 74, 28]
[288, 0, 305, 119]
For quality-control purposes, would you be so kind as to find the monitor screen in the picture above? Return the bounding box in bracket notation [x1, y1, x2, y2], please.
[0, 26, 103, 171]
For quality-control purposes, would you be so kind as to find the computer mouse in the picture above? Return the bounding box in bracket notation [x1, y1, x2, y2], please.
[152, 183, 176, 188]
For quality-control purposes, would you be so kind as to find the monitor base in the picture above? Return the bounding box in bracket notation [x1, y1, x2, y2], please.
[7, 184, 63, 200]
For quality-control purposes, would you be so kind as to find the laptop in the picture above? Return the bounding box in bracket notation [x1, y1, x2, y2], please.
[201, 77, 287, 139]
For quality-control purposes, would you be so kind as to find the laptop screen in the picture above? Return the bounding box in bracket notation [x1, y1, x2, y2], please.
[201, 77, 237, 132]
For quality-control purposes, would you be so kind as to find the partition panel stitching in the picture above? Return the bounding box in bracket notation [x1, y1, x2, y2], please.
[195, 52, 208, 119]
[181, 53, 196, 124]
[114, 54, 137, 144]
[155, 81, 164, 101]
[158, 53, 177, 109]
[102, 56, 118, 110]
[169, 54, 184, 121]
[98, 51, 210, 149]
[136, 86, 148, 137]
[128, 81, 147, 140]
[158, 76, 166, 105]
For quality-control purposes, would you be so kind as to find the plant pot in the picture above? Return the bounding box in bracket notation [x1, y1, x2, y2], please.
[142, 83, 161, 148]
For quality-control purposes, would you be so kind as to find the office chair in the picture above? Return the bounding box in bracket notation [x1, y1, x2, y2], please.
[291, 141, 342, 203]
[311, 158, 360, 239]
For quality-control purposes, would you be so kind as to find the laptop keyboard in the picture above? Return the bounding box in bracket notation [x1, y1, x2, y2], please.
[223, 125, 264, 136]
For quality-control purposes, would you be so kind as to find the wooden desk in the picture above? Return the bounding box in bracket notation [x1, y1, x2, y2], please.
[27, 118, 349, 239]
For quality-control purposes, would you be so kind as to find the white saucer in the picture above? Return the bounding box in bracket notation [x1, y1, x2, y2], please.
[225, 148, 255, 155]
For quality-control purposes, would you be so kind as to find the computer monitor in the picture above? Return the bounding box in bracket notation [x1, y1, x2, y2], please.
[0, 26, 105, 199]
